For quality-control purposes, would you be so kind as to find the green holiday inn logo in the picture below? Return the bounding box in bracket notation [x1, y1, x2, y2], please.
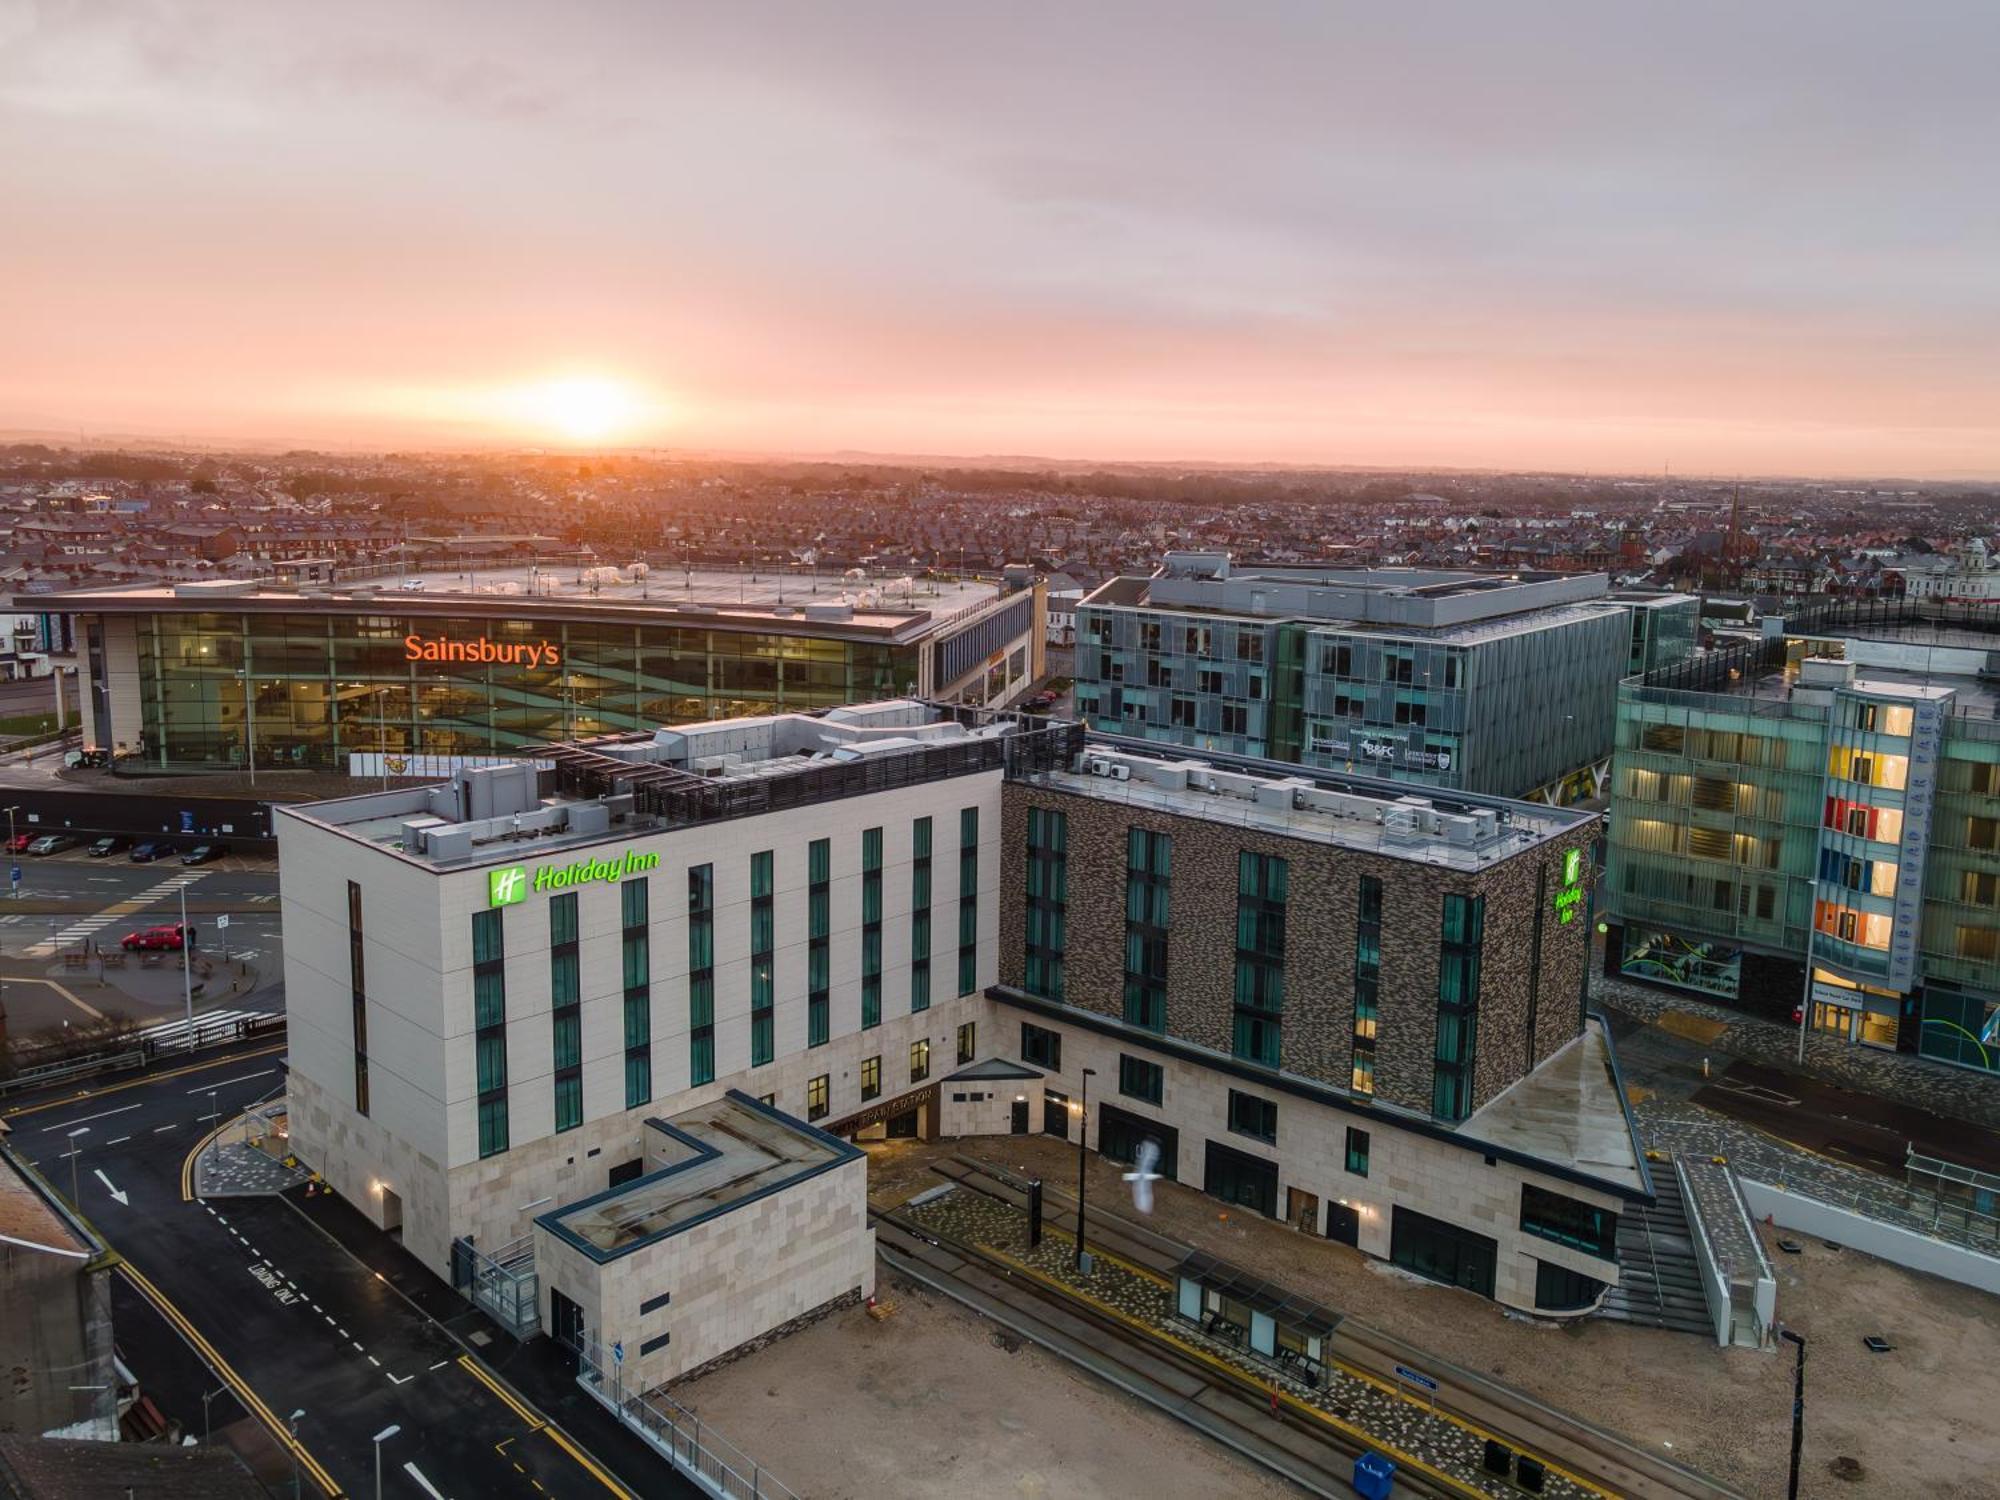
[1563, 847, 1582, 886]
[1554, 846, 1585, 924]
[488, 847, 660, 907]
[489, 865, 528, 907]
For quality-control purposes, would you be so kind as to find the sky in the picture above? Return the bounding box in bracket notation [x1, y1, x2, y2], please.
[2, 1, 1997, 475]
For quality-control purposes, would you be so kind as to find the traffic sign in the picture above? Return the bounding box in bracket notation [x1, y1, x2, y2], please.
[1394, 1364, 1438, 1393]
[612, 1341, 624, 1366]
[8, 865, 18, 884]
[216, 914, 231, 929]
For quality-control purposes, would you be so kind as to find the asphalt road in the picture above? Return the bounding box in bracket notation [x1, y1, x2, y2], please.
[3, 1047, 668, 1499]
[1692, 1059, 2000, 1177]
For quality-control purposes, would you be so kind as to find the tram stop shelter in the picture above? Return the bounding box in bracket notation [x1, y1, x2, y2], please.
[1172, 1249, 1344, 1390]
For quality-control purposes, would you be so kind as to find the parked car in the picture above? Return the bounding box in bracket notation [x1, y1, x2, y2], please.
[121, 923, 187, 952]
[26, 834, 77, 856]
[87, 837, 126, 858]
[181, 843, 227, 865]
[128, 840, 170, 863]
[4, 833, 31, 854]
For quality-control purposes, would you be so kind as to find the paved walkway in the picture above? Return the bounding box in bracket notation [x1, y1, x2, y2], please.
[902, 1186, 1596, 1500]
[197, 1139, 310, 1197]
[1594, 973, 2000, 1130]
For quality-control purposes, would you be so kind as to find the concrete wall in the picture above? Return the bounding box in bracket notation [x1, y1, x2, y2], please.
[989, 999, 1621, 1314]
[1739, 1180, 2000, 1297]
[940, 1076, 1042, 1138]
[536, 1153, 874, 1390]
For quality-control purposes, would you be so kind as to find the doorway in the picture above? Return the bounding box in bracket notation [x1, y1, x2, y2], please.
[1287, 1187, 1319, 1235]
[1326, 1201, 1360, 1247]
[549, 1289, 586, 1373]
[1043, 1089, 1070, 1139]
[379, 1186, 403, 1241]
[1011, 1098, 1030, 1134]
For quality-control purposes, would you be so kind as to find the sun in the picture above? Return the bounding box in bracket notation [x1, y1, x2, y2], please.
[532, 377, 638, 444]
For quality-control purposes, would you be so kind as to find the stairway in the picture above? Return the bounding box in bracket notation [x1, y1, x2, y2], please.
[1597, 1166, 1715, 1336]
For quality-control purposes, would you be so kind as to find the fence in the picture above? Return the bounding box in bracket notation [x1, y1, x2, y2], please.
[574, 1335, 799, 1500]
[452, 1235, 540, 1339]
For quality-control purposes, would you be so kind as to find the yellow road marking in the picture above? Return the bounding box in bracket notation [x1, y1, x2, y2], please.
[181, 1112, 242, 1200]
[456, 1356, 629, 1496]
[2, 1042, 287, 1120]
[119, 1262, 343, 1496]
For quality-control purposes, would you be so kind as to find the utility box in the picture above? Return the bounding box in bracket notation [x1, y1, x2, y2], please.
[1352, 1452, 1397, 1500]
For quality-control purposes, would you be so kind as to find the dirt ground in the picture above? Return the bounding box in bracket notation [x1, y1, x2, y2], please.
[876, 1136, 2000, 1499]
[669, 1274, 1294, 1500]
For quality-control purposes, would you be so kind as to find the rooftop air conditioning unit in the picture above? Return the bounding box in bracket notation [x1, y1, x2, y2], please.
[1086, 757, 1114, 777]
[1108, 762, 1131, 781]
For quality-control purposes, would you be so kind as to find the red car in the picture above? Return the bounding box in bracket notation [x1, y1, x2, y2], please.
[4, 833, 31, 854]
[121, 924, 188, 952]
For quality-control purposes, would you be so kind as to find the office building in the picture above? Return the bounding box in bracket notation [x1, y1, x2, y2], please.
[21, 564, 1042, 772]
[1073, 553, 1694, 801]
[1605, 612, 2000, 1074]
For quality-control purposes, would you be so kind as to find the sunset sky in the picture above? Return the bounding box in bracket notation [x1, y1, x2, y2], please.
[3, 2, 1996, 475]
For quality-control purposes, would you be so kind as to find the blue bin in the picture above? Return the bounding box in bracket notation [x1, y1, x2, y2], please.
[1352, 1451, 1397, 1500]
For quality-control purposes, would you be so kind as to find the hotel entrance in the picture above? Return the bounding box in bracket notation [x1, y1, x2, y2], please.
[1810, 976, 1902, 1051]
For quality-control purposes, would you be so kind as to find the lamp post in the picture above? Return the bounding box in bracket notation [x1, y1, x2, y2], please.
[66, 1126, 89, 1206]
[1778, 1326, 1806, 1500]
[1074, 1067, 1096, 1273]
[4, 804, 16, 899]
[201, 1383, 230, 1444]
[371, 1423, 400, 1500]
[180, 883, 196, 1051]
[288, 1409, 305, 1500]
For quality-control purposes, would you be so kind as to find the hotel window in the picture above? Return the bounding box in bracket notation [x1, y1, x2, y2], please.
[1118, 1054, 1163, 1106]
[1020, 1022, 1061, 1072]
[1124, 828, 1171, 1033]
[550, 892, 582, 1133]
[910, 1038, 931, 1084]
[1226, 1089, 1277, 1145]
[472, 907, 508, 1158]
[1520, 1183, 1617, 1259]
[808, 839, 831, 1047]
[1352, 875, 1381, 1096]
[911, 816, 933, 1012]
[1233, 853, 1288, 1067]
[688, 863, 716, 1086]
[956, 1020, 977, 1065]
[1433, 893, 1484, 1123]
[862, 828, 883, 1029]
[1345, 1127, 1370, 1178]
[623, 878, 651, 1108]
[958, 807, 980, 996]
[347, 881, 369, 1117]
[806, 1074, 829, 1122]
[750, 851, 775, 1066]
[1024, 807, 1067, 1001]
[860, 1055, 881, 1102]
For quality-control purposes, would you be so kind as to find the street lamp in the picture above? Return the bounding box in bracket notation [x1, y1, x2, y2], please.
[288, 1409, 305, 1500]
[372, 1423, 400, 1500]
[1778, 1326, 1806, 1500]
[201, 1383, 230, 1444]
[1074, 1067, 1097, 1273]
[66, 1126, 89, 1206]
[3, 804, 16, 899]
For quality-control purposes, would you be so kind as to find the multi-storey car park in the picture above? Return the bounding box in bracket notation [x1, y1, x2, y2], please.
[1072, 552, 1696, 802]
[277, 699, 1649, 1396]
[1605, 601, 2000, 1075]
[20, 562, 1043, 772]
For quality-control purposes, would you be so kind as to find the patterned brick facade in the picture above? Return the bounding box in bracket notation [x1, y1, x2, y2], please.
[1000, 782, 1596, 1122]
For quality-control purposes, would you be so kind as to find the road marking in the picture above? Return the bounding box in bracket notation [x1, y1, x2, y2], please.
[116, 1263, 342, 1496]
[155, 1123, 179, 1132]
[458, 1356, 629, 1496]
[4, 1042, 288, 1122]
[197, 1113, 220, 1122]
[403, 1461, 448, 1500]
[104, 1134, 131, 1146]
[3, 976, 106, 1022]
[185, 1068, 276, 1093]
[351, 1341, 365, 1354]
[429, 1359, 450, 1371]
[367, 1354, 380, 1367]
[38, 1102, 142, 1132]
[93, 1168, 128, 1203]
[388, 1371, 413, 1386]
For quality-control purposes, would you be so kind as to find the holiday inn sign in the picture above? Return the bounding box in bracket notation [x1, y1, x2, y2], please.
[489, 847, 662, 906]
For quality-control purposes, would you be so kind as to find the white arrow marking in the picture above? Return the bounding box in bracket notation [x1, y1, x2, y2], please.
[93, 1169, 128, 1205]
[403, 1462, 448, 1500]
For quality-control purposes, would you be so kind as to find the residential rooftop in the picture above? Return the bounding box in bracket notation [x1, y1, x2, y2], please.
[537, 1092, 861, 1261]
[1020, 735, 1594, 871]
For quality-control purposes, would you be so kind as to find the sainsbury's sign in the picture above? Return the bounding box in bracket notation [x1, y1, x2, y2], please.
[404, 634, 562, 668]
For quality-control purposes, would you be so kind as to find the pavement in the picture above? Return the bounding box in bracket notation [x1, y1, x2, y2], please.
[0, 1044, 695, 1499]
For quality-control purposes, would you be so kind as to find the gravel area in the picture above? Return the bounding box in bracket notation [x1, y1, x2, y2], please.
[667, 1272, 1295, 1500]
[935, 1135, 1999, 1499]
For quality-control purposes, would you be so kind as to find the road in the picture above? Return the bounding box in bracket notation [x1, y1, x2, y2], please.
[3, 1046, 682, 1499]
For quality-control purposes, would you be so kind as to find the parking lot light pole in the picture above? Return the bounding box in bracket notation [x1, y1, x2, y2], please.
[1074, 1067, 1096, 1272]
[372, 1423, 400, 1500]
[66, 1126, 88, 1206]
[288, 1409, 305, 1500]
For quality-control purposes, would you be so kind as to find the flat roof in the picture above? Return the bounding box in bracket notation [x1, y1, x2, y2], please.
[1456, 1017, 1649, 1197]
[12, 564, 1006, 643]
[537, 1092, 862, 1262]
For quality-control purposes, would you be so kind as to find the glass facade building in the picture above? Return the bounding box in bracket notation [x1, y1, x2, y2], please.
[1607, 628, 2000, 1075]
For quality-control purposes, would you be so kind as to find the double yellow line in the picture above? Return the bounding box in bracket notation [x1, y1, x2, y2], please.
[457, 1355, 632, 1496]
[119, 1261, 343, 1496]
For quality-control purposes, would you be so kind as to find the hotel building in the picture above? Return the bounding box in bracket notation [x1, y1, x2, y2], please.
[20, 563, 1043, 772]
[279, 701, 1647, 1390]
[1073, 553, 1695, 801]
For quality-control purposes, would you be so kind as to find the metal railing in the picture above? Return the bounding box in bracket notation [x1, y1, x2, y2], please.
[574, 1336, 799, 1500]
[455, 1235, 540, 1338]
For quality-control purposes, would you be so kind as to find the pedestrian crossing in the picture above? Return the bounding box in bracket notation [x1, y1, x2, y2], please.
[19, 870, 214, 957]
[133, 1006, 276, 1049]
